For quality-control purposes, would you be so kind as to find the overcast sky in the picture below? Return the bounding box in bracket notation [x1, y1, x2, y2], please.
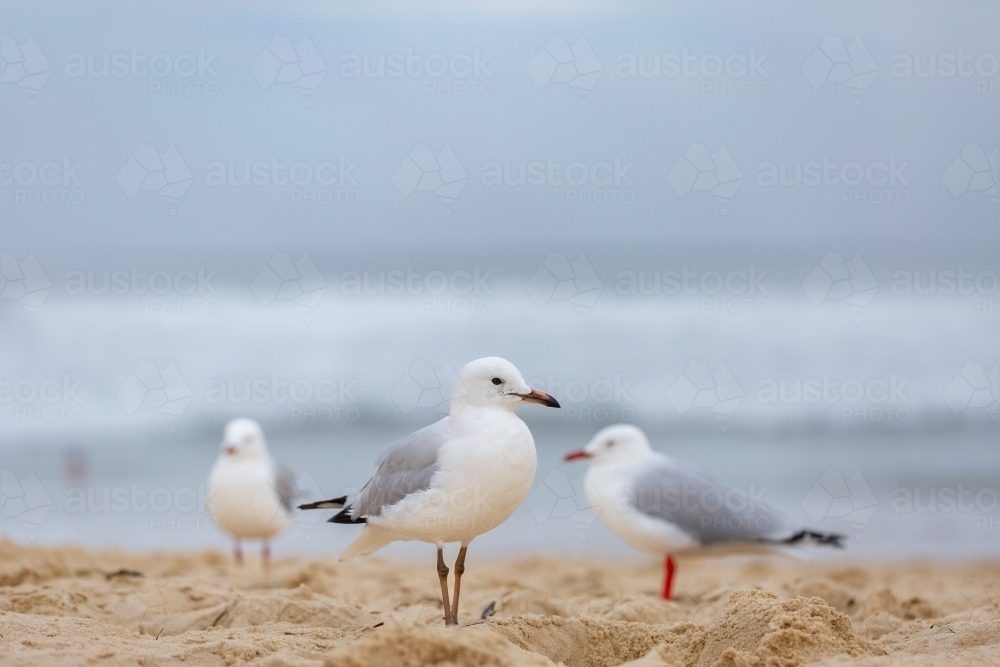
[1, 0, 997, 275]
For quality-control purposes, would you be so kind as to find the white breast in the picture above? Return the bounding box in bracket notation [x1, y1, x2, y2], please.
[586, 464, 697, 555]
[208, 457, 290, 540]
[376, 409, 537, 545]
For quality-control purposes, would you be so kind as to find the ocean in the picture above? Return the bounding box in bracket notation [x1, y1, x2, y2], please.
[1, 286, 996, 560]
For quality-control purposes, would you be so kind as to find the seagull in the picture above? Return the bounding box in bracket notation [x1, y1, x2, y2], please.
[564, 424, 842, 600]
[208, 418, 298, 569]
[299, 357, 560, 625]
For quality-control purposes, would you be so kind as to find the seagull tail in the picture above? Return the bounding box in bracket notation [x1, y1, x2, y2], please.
[783, 529, 845, 549]
[328, 507, 365, 524]
[298, 495, 348, 510]
[338, 525, 397, 562]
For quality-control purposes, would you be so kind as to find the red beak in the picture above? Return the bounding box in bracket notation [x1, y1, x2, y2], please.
[563, 449, 592, 462]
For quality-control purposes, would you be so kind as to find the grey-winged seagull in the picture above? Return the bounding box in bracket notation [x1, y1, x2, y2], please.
[208, 418, 298, 569]
[300, 357, 560, 625]
[564, 424, 842, 600]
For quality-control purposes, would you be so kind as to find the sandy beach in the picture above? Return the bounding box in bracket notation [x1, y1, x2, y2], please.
[1, 540, 998, 666]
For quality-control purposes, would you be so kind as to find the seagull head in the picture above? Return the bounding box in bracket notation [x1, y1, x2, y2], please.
[564, 423, 651, 465]
[220, 418, 268, 459]
[451, 357, 560, 411]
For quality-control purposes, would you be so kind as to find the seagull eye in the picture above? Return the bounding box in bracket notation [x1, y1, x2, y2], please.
[491, 377, 502, 385]
[607, 440, 615, 447]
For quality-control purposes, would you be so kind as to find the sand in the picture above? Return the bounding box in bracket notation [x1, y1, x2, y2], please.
[1, 541, 998, 666]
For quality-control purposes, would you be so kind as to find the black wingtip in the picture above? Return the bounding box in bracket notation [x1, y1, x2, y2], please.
[328, 506, 366, 524]
[784, 529, 845, 548]
[298, 495, 348, 511]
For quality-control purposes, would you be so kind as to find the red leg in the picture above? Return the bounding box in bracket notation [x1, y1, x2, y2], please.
[234, 540, 244, 567]
[661, 555, 675, 600]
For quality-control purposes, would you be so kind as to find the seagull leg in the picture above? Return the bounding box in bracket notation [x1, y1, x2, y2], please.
[450, 545, 468, 625]
[262, 540, 271, 572]
[436, 546, 453, 625]
[234, 540, 243, 567]
[662, 555, 675, 600]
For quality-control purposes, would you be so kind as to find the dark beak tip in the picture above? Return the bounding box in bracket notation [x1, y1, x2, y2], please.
[523, 389, 560, 408]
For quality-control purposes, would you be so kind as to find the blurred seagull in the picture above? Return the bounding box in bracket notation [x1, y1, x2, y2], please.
[209, 418, 297, 569]
[300, 357, 560, 625]
[564, 424, 842, 600]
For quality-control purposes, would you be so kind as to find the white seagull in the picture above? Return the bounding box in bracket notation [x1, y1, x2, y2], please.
[564, 424, 842, 600]
[208, 418, 298, 569]
[300, 357, 560, 625]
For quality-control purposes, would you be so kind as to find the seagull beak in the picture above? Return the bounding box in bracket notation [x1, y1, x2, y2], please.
[518, 388, 561, 408]
[563, 449, 592, 462]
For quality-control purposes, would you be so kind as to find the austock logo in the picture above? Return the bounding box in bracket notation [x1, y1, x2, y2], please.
[480, 157, 635, 205]
[527, 35, 603, 102]
[801, 469, 878, 535]
[392, 143, 468, 212]
[0, 252, 52, 322]
[117, 143, 193, 213]
[64, 47, 219, 97]
[526, 373, 635, 423]
[1, 155, 86, 205]
[667, 360, 743, 432]
[0, 35, 52, 104]
[615, 265, 770, 315]
[338, 265, 495, 315]
[1, 372, 85, 423]
[251, 252, 327, 323]
[801, 252, 878, 322]
[615, 48, 769, 98]
[891, 49, 1000, 95]
[204, 157, 360, 205]
[392, 361, 457, 415]
[252, 35, 327, 100]
[63, 265, 220, 315]
[204, 374, 360, 423]
[116, 361, 193, 422]
[943, 361, 998, 420]
[801, 35, 878, 106]
[526, 252, 603, 323]
[943, 144, 997, 204]
[340, 48, 494, 97]
[756, 156, 911, 206]
[525, 469, 599, 534]
[1, 469, 52, 532]
[756, 374, 911, 424]
[668, 143, 743, 214]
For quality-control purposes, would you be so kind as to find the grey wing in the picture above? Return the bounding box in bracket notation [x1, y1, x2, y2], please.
[272, 466, 299, 513]
[631, 456, 797, 545]
[347, 418, 449, 520]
